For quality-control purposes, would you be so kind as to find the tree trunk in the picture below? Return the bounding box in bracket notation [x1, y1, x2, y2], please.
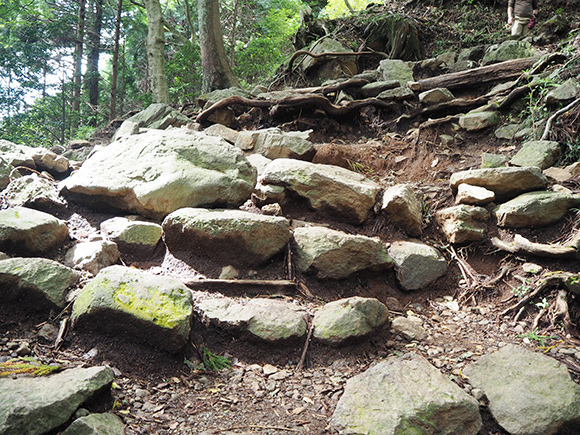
[72, 0, 86, 128]
[144, 0, 169, 104]
[86, 0, 103, 126]
[197, 0, 239, 93]
[110, 0, 123, 119]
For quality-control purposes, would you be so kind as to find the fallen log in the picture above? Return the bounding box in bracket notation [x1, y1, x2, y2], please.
[409, 57, 540, 92]
[491, 234, 579, 259]
[196, 94, 398, 124]
[184, 278, 296, 295]
[287, 50, 375, 72]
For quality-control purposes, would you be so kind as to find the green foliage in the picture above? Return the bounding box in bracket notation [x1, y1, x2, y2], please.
[518, 328, 556, 347]
[320, 0, 380, 19]
[202, 347, 231, 371]
[0, 357, 61, 377]
[166, 41, 202, 104]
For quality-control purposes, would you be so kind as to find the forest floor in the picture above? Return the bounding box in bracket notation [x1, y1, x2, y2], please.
[2, 2, 580, 434]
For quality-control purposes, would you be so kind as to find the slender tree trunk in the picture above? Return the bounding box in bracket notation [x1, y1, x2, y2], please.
[110, 0, 123, 119]
[86, 0, 103, 125]
[228, 0, 239, 66]
[72, 0, 86, 128]
[144, 0, 169, 103]
[198, 0, 239, 93]
[119, 43, 126, 114]
[183, 0, 196, 41]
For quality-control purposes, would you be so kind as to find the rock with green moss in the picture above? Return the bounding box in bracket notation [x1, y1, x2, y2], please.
[234, 128, 315, 161]
[0, 156, 15, 190]
[303, 38, 357, 85]
[163, 208, 289, 266]
[510, 140, 561, 170]
[313, 297, 389, 345]
[260, 158, 381, 224]
[459, 111, 500, 131]
[0, 366, 114, 435]
[330, 353, 482, 434]
[100, 216, 162, 255]
[464, 344, 580, 435]
[493, 191, 580, 228]
[60, 129, 257, 219]
[0, 257, 80, 308]
[482, 40, 538, 65]
[0, 206, 69, 253]
[292, 226, 393, 279]
[60, 412, 126, 435]
[546, 78, 579, 105]
[71, 265, 193, 352]
[378, 59, 414, 86]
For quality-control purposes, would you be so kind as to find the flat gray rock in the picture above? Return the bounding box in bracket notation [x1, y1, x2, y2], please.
[388, 241, 447, 290]
[313, 297, 389, 345]
[163, 208, 289, 266]
[100, 216, 162, 255]
[292, 226, 393, 279]
[510, 140, 561, 170]
[450, 166, 547, 200]
[260, 158, 380, 224]
[194, 296, 308, 342]
[235, 128, 315, 161]
[71, 265, 193, 352]
[464, 344, 580, 435]
[0, 366, 114, 435]
[0, 206, 69, 253]
[0, 257, 80, 308]
[61, 129, 257, 219]
[3, 174, 67, 212]
[331, 353, 481, 434]
[459, 111, 500, 131]
[494, 191, 580, 228]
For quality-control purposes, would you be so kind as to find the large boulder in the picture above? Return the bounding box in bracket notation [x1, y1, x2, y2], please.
[0, 366, 114, 435]
[71, 265, 193, 353]
[113, 103, 190, 140]
[450, 167, 547, 200]
[493, 191, 580, 228]
[388, 241, 447, 291]
[0, 156, 15, 190]
[331, 353, 482, 434]
[292, 226, 393, 279]
[60, 413, 126, 435]
[0, 139, 36, 168]
[0, 206, 69, 253]
[482, 40, 537, 65]
[163, 208, 289, 266]
[0, 257, 80, 308]
[260, 159, 381, 224]
[313, 297, 389, 345]
[464, 344, 580, 435]
[60, 129, 257, 219]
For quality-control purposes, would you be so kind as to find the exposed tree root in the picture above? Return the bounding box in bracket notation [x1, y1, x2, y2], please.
[491, 233, 579, 259]
[541, 97, 580, 140]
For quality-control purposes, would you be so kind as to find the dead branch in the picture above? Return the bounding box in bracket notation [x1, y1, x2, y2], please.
[490, 234, 578, 259]
[501, 274, 570, 317]
[287, 50, 374, 72]
[532, 305, 549, 331]
[295, 318, 314, 372]
[541, 97, 580, 140]
[409, 57, 540, 92]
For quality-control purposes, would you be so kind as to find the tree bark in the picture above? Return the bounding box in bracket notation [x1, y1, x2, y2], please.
[72, 0, 86, 127]
[86, 0, 103, 125]
[110, 0, 123, 119]
[144, 0, 170, 103]
[197, 0, 239, 93]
